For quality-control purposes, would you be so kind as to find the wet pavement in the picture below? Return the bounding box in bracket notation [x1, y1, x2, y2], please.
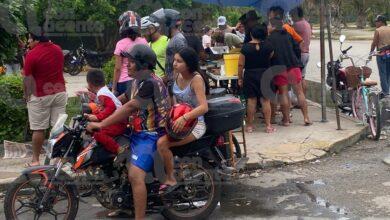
[1, 137, 390, 219]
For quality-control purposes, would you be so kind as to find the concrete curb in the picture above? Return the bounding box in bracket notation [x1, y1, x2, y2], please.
[245, 126, 366, 170]
[244, 79, 368, 170]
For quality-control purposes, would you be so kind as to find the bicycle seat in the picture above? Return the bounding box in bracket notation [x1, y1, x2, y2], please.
[361, 79, 378, 87]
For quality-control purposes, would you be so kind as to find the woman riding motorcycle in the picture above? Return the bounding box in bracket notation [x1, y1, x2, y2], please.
[157, 47, 209, 194]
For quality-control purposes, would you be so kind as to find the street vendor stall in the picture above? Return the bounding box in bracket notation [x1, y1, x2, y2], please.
[201, 46, 241, 95]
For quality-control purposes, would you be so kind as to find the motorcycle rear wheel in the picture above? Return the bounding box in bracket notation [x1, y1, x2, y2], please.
[67, 63, 83, 76]
[161, 161, 221, 220]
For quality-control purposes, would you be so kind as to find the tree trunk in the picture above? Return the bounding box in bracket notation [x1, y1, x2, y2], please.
[330, 0, 343, 34]
[356, 13, 367, 29]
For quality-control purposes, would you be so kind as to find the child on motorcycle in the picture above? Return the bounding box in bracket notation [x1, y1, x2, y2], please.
[157, 47, 209, 194]
[84, 69, 127, 154]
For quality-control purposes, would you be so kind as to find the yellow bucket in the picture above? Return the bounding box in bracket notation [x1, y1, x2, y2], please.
[223, 53, 240, 76]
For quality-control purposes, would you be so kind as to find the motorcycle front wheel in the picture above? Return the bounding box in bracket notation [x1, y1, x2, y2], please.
[161, 161, 221, 220]
[4, 172, 79, 220]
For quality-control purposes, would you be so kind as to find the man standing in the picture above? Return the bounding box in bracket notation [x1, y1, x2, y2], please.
[23, 33, 67, 167]
[239, 10, 261, 43]
[269, 6, 303, 46]
[217, 16, 235, 33]
[141, 16, 169, 78]
[370, 15, 390, 98]
[291, 7, 312, 94]
[212, 29, 243, 49]
[149, 8, 187, 84]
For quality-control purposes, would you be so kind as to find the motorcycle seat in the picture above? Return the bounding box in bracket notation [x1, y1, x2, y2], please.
[114, 135, 130, 149]
[171, 134, 216, 157]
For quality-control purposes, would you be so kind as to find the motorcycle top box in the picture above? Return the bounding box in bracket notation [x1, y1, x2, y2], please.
[205, 96, 245, 134]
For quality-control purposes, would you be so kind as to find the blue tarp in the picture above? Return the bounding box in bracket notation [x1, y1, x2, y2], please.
[193, 0, 304, 15]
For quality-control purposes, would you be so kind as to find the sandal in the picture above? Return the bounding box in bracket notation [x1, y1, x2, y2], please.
[304, 121, 313, 126]
[265, 127, 276, 133]
[159, 184, 179, 195]
[278, 121, 290, 127]
[245, 126, 255, 133]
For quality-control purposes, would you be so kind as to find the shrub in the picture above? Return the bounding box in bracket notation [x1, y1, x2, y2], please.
[0, 75, 28, 143]
[0, 74, 84, 143]
[66, 96, 81, 124]
[102, 56, 115, 86]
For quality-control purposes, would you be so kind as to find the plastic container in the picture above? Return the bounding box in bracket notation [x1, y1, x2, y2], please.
[223, 53, 240, 76]
[205, 96, 245, 134]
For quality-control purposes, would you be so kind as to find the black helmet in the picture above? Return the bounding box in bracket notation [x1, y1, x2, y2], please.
[149, 8, 181, 38]
[118, 11, 141, 37]
[121, 44, 157, 71]
[375, 15, 387, 25]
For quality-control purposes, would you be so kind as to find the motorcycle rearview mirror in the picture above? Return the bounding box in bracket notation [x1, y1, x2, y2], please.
[339, 35, 346, 43]
[316, 62, 322, 68]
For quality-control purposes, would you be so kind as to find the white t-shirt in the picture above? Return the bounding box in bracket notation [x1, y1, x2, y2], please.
[202, 35, 212, 49]
[96, 86, 122, 109]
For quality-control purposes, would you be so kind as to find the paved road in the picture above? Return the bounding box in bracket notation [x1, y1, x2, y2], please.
[1, 137, 390, 219]
[305, 39, 379, 84]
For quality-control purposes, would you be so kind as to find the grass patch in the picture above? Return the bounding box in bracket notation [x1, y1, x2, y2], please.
[66, 96, 81, 124]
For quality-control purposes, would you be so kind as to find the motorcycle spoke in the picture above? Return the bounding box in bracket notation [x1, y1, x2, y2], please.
[34, 212, 41, 220]
[48, 209, 68, 220]
[16, 207, 34, 216]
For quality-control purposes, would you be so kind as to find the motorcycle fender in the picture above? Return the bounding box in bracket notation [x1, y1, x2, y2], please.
[21, 165, 56, 175]
[21, 165, 57, 188]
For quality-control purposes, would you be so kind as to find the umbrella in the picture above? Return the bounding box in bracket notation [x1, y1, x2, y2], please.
[193, 0, 304, 15]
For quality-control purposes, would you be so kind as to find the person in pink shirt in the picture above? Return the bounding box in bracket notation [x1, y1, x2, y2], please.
[291, 7, 312, 94]
[113, 11, 148, 96]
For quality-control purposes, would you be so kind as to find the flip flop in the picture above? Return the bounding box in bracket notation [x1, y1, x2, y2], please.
[159, 184, 179, 195]
[304, 121, 313, 126]
[245, 126, 255, 133]
[278, 121, 290, 127]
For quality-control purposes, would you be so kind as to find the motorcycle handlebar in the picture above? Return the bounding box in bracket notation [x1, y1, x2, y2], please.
[342, 46, 353, 54]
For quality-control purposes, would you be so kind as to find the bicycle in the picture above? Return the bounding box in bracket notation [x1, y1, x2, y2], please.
[337, 36, 381, 140]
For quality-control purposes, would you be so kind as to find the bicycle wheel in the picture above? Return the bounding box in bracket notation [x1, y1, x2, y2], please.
[351, 88, 364, 120]
[367, 92, 381, 140]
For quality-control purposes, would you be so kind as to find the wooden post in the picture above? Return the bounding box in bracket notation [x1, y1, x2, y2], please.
[326, 2, 342, 130]
[320, 0, 327, 122]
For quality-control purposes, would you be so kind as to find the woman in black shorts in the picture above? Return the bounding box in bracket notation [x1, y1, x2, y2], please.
[238, 24, 275, 133]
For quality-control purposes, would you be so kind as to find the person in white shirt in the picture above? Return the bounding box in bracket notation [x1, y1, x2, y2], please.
[202, 26, 213, 49]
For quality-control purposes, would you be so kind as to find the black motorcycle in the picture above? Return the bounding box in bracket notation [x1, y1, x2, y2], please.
[63, 43, 112, 76]
[4, 95, 245, 220]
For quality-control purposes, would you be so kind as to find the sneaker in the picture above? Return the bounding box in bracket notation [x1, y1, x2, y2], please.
[379, 93, 390, 100]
